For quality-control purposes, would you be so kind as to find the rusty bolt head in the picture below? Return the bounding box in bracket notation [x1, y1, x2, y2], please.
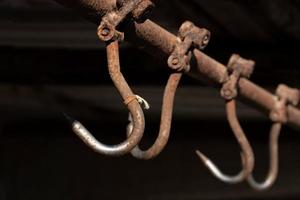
[197, 30, 211, 49]
[224, 89, 233, 97]
[202, 35, 210, 46]
[101, 28, 110, 36]
[168, 55, 185, 71]
[228, 54, 255, 78]
[97, 22, 115, 42]
[221, 88, 237, 100]
[171, 57, 179, 65]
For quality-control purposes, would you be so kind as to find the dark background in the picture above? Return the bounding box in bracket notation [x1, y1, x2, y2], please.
[0, 0, 300, 199]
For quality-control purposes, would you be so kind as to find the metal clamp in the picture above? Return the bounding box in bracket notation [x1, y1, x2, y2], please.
[168, 21, 211, 72]
[221, 54, 255, 100]
[97, 0, 154, 42]
[270, 84, 300, 123]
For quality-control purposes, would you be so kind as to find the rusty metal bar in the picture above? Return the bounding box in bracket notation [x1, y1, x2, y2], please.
[53, 0, 300, 130]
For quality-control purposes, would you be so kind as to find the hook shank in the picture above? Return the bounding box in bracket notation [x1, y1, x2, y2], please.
[72, 41, 145, 156]
[247, 122, 282, 190]
[196, 100, 254, 184]
[127, 72, 182, 159]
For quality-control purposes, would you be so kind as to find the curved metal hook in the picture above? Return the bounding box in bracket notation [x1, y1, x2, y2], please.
[69, 41, 145, 156]
[246, 122, 282, 191]
[127, 72, 182, 159]
[196, 99, 255, 184]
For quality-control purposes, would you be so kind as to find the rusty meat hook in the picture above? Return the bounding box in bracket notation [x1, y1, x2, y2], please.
[125, 21, 209, 159]
[67, 40, 145, 156]
[196, 99, 255, 183]
[196, 54, 255, 184]
[246, 122, 282, 191]
[126, 72, 182, 159]
[246, 84, 300, 190]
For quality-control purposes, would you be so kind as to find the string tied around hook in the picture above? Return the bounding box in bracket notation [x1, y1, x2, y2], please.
[124, 95, 150, 110]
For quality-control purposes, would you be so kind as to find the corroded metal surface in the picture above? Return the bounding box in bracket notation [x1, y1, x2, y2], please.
[168, 21, 210, 72]
[71, 41, 145, 156]
[196, 99, 255, 184]
[52, 0, 300, 191]
[221, 54, 255, 100]
[247, 84, 299, 190]
[247, 122, 282, 191]
[127, 72, 182, 160]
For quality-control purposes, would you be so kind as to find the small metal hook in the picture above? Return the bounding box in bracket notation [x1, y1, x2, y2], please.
[66, 41, 145, 156]
[196, 54, 255, 184]
[246, 84, 299, 190]
[196, 99, 254, 183]
[246, 122, 282, 191]
[127, 72, 182, 159]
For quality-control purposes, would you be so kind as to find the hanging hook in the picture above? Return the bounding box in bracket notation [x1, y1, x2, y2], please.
[67, 40, 145, 156]
[247, 84, 300, 190]
[196, 54, 255, 184]
[246, 122, 282, 190]
[126, 72, 182, 159]
[64, 1, 156, 156]
[196, 99, 255, 183]
[126, 21, 210, 160]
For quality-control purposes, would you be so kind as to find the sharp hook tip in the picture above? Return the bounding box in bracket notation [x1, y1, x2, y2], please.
[195, 150, 209, 162]
[61, 112, 75, 124]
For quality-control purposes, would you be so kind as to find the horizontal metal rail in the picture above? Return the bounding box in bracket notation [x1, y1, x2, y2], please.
[54, 0, 300, 129]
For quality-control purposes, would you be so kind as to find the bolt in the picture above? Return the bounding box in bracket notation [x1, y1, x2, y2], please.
[202, 35, 210, 46]
[270, 112, 279, 121]
[172, 57, 179, 66]
[223, 89, 233, 98]
[101, 27, 110, 37]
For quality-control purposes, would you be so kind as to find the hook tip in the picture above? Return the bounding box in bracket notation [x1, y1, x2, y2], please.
[195, 150, 209, 163]
[61, 112, 75, 124]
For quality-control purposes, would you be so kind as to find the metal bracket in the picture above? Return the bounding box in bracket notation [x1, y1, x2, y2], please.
[221, 54, 255, 100]
[168, 21, 210, 72]
[97, 0, 154, 42]
[270, 84, 300, 123]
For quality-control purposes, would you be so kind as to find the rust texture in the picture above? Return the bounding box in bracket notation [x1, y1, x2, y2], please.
[226, 99, 254, 182]
[196, 99, 255, 184]
[247, 122, 282, 190]
[221, 54, 255, 100]
[125, 20, 210, 159]
[70, 41, 145, 156]
[53, 0, 300, 129]
[196, 55, 255, 184]
[127, 73, 182, 160]
[246, 84, 298, 190]
[167, 21, 210, 72]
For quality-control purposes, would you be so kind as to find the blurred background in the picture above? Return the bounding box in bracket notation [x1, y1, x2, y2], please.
[0, 0, 300, 199]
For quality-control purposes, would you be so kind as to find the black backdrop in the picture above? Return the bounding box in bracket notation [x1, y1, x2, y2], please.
[0, 0, 300, 199]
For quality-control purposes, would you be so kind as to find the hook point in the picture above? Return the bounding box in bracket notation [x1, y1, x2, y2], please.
[196, 150, 209, 163]
[62, 112, 75, 124]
